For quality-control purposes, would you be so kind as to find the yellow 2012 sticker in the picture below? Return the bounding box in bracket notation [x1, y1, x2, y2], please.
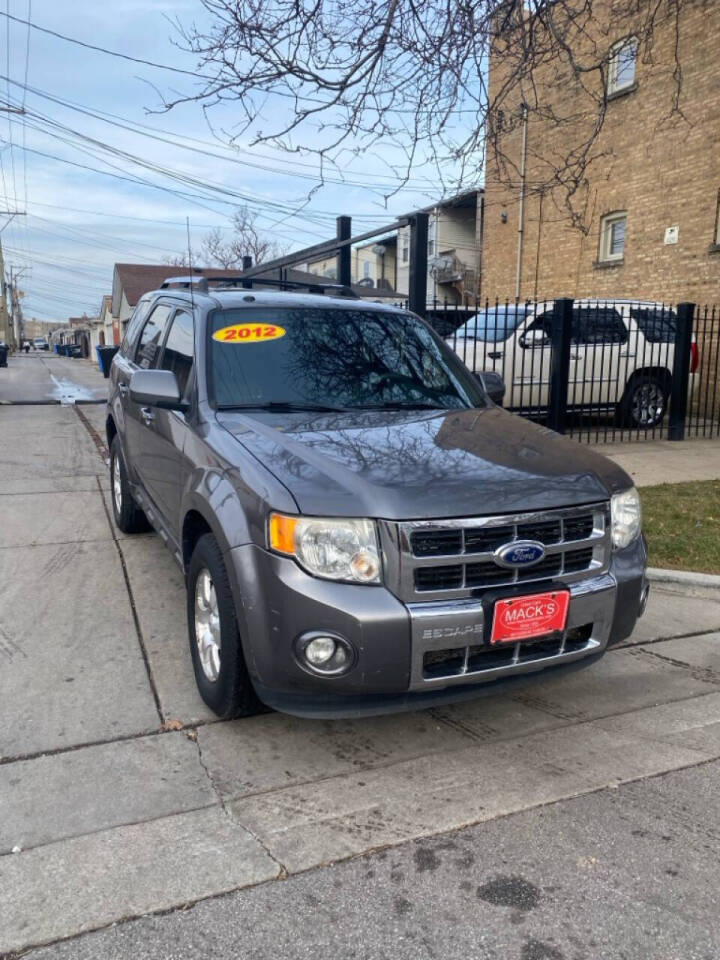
[213, 323, 286, 343]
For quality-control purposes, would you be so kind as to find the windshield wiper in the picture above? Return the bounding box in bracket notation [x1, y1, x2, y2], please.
[217, 401, 348, 413]
[352, 402, 454, 411]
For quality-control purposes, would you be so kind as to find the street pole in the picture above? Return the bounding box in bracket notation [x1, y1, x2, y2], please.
[0, 238, 14, 349]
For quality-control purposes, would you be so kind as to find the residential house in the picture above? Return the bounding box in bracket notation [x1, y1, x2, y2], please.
[98, 295, 114, 347]
[299, 190, 483, 305]
[481, 0, 720, 304]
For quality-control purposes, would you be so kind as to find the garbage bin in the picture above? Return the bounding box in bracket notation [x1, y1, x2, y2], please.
[0, 343, 8, 368]
[54, 344, 60, 354]
[96, 344, 120, 379]
[68, 344, 82, 359]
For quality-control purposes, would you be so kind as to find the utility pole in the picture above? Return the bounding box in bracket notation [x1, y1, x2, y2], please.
[0, 238, 14, 349]
[9, 267, 27, 347]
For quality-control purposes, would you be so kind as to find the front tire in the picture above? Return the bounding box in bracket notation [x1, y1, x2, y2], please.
[619, 375, 669, 429]
[187, 533, 259, 719]
[109, 435, 150, 534]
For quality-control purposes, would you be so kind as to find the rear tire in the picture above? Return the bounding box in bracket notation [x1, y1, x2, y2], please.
[618, 375, 669, 429]
[109, 435, 150, 534]
[187, 533, 260, 719]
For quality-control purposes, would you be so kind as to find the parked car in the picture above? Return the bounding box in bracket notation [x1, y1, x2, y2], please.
[448, 299, 698, 428]
[33, 337, 49, 351]
[107, 277, 647, 719]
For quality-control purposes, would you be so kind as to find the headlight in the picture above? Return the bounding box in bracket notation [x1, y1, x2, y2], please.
[611, 487, 642, 549]
[269, 513, 382, 583]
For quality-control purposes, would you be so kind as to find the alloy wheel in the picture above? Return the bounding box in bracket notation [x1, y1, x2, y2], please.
[632, 382, 665, 427]
[112, 453, 122, 514]
[194, 569, 221, 682]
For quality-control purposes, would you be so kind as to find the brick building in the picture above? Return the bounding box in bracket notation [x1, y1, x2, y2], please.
[481, 0, 720, 305]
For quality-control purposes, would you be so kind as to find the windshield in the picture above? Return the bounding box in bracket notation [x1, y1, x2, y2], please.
[208, 307, 484, 411]
[454, 307, 529, 343]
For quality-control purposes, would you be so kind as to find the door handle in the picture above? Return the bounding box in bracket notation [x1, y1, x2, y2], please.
[118, 382, 128, 397]
[619, 352, 636, 358]
[487, 351, 504, 360]
[141, 407, 155, 425]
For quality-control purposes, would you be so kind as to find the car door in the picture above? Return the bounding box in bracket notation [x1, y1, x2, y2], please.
[510, 308, 554, 415]
[110, 295, 154, 471]
[567, 305, 629, 409]
[124, 302, 174, 485]
[135, 307, 196, 537]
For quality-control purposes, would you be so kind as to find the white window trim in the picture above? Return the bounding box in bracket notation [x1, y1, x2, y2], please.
[607, 37, 637, 96]
[599, 212, 627, 262]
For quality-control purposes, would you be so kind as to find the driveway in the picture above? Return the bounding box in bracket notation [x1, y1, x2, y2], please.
[1, 400, 720, 958]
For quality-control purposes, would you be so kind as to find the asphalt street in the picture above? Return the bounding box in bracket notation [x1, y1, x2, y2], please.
[1, 351, 720, 958]
[0, 351, 108, 404]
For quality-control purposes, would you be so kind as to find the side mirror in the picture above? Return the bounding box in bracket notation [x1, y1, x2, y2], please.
[519, 327, 549, 349]
[130, 369, 188, 412]
[477, 371, 506, 406]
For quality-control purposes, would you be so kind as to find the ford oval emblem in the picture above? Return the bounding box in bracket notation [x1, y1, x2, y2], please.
[493, 540, 546, 569]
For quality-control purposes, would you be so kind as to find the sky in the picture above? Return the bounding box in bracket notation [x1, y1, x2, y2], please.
[0, 0, 475, 321]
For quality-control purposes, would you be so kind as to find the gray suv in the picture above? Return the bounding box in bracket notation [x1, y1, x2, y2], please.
[107, 277, 648, 719]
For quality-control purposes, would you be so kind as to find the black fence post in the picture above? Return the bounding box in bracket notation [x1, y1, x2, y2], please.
[547, 298, 574, 434]
[668, 301, 695, 441]
[336, 216, 352, 288]
[241, 255, 253, 288]
[408, 212, 429, 318]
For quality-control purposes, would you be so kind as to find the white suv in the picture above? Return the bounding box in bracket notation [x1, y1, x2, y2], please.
[449, 299, 698, 428]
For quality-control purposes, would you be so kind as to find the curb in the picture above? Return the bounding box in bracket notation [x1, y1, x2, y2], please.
[647, 566, 720, 588]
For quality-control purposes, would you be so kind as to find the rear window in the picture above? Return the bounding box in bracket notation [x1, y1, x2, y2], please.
[630, 307, 677, 342]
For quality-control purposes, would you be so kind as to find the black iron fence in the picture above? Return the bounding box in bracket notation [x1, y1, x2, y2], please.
[419, 297, 720, 444]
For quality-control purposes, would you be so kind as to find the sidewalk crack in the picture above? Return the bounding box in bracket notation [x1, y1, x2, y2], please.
[193, 734, 288, 879]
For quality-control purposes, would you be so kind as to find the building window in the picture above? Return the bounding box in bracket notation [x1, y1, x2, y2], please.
[599, 212, 627, 262]
[363, 260, 371, 279]
[607, 38, 637, 96]
[401, 233, 409, 263]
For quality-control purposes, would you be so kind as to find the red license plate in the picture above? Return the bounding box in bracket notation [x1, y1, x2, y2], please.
[490, 590, 570, 645]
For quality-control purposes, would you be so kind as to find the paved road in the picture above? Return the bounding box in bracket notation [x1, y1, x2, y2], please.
[1, 405, 720, 958]
[0, 351, 107, 404]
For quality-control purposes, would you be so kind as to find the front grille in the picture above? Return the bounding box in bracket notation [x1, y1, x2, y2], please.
[563, 515, 594, 541]
[411, 529, 462, 556]
[415, 565, 464, 591]
[400, 503, 608, 599]
[421, 624, 594, 679]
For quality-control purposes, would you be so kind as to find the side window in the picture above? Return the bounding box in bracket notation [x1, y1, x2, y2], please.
[630, 307, 677, 343]
[160, 310, 195, 399]
[520, 311, 553, 347]
[135, 305, 172, 369]
[120, 297, 152, 358]
[572, 307, 627, 344]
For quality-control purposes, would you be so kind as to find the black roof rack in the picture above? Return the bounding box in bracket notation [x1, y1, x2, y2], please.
[204, 276, 359, 299]
[160, 275, 359, 299]
[160, 276, 210, 292]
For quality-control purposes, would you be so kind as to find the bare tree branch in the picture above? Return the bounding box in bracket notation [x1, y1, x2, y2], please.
[166, 0, 695, 220]
[167, 205, 288, 267]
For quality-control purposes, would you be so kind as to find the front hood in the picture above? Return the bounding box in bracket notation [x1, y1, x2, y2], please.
[216, 407, 632, 520]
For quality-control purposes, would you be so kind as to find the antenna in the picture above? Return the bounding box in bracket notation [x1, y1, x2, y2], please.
[186, 217, 195, 312]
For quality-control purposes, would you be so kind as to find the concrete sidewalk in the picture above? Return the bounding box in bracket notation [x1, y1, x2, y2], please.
[590, 435, 720, 487]
[2, 405, 720, 956]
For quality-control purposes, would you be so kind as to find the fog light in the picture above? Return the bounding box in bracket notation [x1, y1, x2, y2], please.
[297, 632, 355, 676]
[305, 636, 337, 666]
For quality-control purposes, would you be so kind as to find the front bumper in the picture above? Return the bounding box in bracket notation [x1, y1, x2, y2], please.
[227, 535, 647, 718]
